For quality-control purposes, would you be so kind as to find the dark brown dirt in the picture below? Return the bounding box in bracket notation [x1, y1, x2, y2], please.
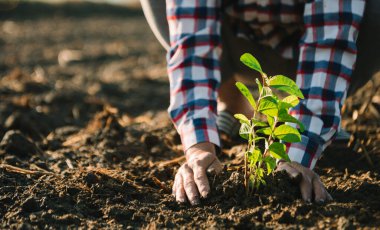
[0, 2, 379, 229]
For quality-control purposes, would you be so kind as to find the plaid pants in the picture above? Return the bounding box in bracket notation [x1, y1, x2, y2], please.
[141, 0, 377, 169]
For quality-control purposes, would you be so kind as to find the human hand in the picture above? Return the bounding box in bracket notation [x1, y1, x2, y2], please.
[277, 161, 333, 203]
[172, 142, 223, 205]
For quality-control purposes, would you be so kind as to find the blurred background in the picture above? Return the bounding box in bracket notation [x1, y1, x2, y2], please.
[0, 0, 169, 130]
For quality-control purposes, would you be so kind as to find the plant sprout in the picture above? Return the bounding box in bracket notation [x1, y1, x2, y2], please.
[234, 53, 305, 194]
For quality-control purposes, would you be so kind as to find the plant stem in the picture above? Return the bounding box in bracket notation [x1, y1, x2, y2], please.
[244, 149, 248, 194]
[244, 76, 265, 194]
[263, 117, 277, 158]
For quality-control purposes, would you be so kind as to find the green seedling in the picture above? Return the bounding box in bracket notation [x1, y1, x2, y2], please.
[234, 53, 305, 194]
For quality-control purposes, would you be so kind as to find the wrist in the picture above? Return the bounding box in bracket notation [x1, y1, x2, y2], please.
[185, 142, 216, 161]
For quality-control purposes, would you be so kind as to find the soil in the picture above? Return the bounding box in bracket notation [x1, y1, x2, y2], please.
[0, 2, 379, 229]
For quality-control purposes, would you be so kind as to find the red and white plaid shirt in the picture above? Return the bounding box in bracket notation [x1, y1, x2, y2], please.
[166, 0, 365, 169]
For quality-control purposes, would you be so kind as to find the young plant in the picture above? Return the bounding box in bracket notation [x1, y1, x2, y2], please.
[234, 53, 305, 194]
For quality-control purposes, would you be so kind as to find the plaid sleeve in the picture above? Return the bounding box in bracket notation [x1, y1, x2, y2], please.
[287, 0, 365, 169]
[166, 0, 222, 151]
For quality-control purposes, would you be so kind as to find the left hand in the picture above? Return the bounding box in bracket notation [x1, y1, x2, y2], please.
[172, 142, 223, 205]
[277, 161, 333, 203]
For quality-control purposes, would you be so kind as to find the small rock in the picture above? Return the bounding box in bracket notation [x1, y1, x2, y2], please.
[58, 49, 83, 67]
[150, 146, 161, 154]
[140, 134, 159, 149]
[0, 130, 38, 158]
[21, 197, 40, 213]
[84, 172, 99, 185]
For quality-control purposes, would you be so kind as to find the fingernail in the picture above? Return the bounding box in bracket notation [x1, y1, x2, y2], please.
[291, 172, 299, 178]
[201, 191, 208, 198]
[177, 198, 186, 204]
[191, 199, 200, 206]
[206, 168, 215, 174]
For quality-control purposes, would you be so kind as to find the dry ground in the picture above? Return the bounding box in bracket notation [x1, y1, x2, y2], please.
[0, 2, 379, 229]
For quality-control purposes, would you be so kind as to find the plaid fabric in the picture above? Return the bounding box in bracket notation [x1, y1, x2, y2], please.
[166, 0, 365, 168]
[286, 0, 365, 169]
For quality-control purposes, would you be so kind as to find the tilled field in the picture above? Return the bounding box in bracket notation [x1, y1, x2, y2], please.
[0, 2, 379, 229]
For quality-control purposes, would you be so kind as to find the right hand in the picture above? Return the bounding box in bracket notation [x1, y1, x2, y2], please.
[172, 142, 223, 205]
[277, 161, 333, 203]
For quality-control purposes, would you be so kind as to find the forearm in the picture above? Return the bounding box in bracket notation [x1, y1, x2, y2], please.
[166, 0, 222, 151]
[287, 0, 366, 169]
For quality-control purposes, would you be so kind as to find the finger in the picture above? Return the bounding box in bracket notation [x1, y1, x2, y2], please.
[320, 184, 333, 202]
[312, 177, 326, 203]
[206, 159, 224, 175]
[300, 176, 313, 203]
[172, 176, 178, 196]
[175, 174, 187, 203]
[277, 162, 301, 179]
[192, 161, 210, 198]
[182, 164, 200, 205]
[276, 162, 302, 184]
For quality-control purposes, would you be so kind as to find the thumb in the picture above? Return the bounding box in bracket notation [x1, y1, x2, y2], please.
[206, 158, 224, 175]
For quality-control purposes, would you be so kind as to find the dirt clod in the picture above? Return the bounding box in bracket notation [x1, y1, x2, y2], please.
[21, 197, 40, 213]
[83, 172, 99, 186]
[0, 130, 38, 157]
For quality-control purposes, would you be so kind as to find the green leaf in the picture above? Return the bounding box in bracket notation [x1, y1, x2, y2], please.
[282, 95, 300, 107]
[257, 127, 272, 136]
[278, 95, 300, 111]
[264, 157, 276, 175]
[262, 87, 273, 97]
[257, 167, 264, 178]
[260, 178, 267, 186]
[268, 75, 304, 99]
[239, 122, 251, 140]
[234, 113, 250, 124]
[267, 115, 274, 130]
[252, 119, 267, 127]
[258, 96, 278, 117]
[249, 174, 259, 189]
[248, 148, 261, 166]
[235, 82, 256, 109]
[273, 124, 301, 143]
[240, 53, 263, 74]
[277, 109, 305, 132]
[268, 142, 290, 162]
[255, 78, 263, 94]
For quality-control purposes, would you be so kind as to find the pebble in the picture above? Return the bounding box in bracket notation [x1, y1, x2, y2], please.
[140, 134, 159, 149]
[0, 130, 38, 158]
[84, 172, 99, 185]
